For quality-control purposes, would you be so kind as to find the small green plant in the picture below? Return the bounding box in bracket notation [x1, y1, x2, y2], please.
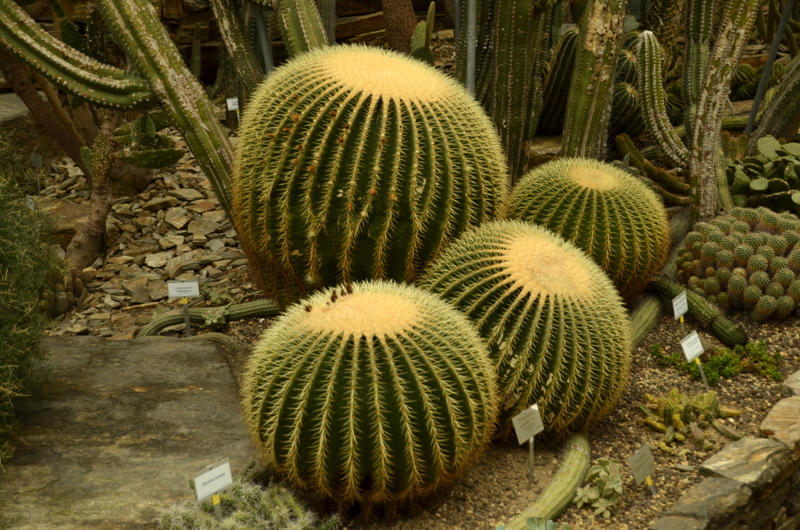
[572, 458, 624, 519]
[650, 341, 782, 386]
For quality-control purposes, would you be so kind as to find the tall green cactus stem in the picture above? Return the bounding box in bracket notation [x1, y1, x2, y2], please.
[524, 5, 556, 150]
[630, 295, 662, 349]
[689, 0, 759, 221]
[750, 48, 800, 147]
[503, 433, 591, 527]
[538, 27, 579, 134]
[243, 281, 498, 510]
[420, 221, 632, 441]
[233, 45, 507, 308]
[0, 0, 156, 108]
[209, 0, 263, 94]
[561, 0, 627, 159]
[636, 31, 690, 168]
[682, 0, 714, 136]
[507, 159, 672, 298]
[276, 0, 329, 57]
[94, 0, 236, 220]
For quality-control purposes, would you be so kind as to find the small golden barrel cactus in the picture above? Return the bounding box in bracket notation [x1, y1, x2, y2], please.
[233, 44, 508, 307]
[243, 281, 498, 511]
[507, 158, 671, 298]
[420, 221, 632, 441]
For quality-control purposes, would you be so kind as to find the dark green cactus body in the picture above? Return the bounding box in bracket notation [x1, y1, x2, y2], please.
[507, 158, 671, 298]
[420, 221, 632, 441]
[233, 45, 507, 307]
[244, 281, 498, 509]
[538, 27, 579, 135]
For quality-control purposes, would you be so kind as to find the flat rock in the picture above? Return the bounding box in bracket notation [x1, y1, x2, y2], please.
[164, 207, 192, 229]
[168, 188, 204, 202]
[121, 276, 149, 296]
[187, 219, 218, 235]
[783, 369, 800, 397]
[145, 251, 175, 269]
[760, 396, 800, 456]
[187, 199, 216, 213]
[662, 477, 752, 530]
[0, 336, 257, 529]
[33, 196, 91, 247]
[142, 196, 180, 212]
[650, 514, 709, 530]
[148, 280, 169, 301]
[699, 437, 798, 494]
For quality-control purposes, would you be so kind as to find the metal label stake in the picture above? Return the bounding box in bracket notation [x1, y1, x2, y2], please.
[512, 404, 544, 489]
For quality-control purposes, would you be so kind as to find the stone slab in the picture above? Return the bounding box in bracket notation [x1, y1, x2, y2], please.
[650, 514, 710, 530]
[784, 370, 800, 398]
[699, 437, 798, 496]
[0, 336, 258, 529]
[662, 477, 752, 530]
[761, 397, 800, 457]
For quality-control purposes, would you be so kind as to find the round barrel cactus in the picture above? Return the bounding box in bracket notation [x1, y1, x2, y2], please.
[507, 158, 670, 298]
[243, 281, 498, 511]
[677, 207, 800, 320]
[233, 44, 508, 307]
[420, 221, 632, 441]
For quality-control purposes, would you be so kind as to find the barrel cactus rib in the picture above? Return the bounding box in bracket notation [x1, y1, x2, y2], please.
[636, 31, 690, 168]
[234, 45, 507, 307]
[421, 221, 632, 441]
[0, 0, 155, 108]
[508, 159, 671, 298]
[276, 0, 329, 57]
[244, 281, 497, 509]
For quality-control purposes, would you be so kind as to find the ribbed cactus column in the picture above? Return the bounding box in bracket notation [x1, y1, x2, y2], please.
[420, 221, 632, 441]
[244, 281, 498, 510]
[507, 158, 671, 298]
[682, 0, 713, 135]
[233, 45, 508, 307]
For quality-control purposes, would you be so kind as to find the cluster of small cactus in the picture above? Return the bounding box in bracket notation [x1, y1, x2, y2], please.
[233, 44, 507, 308]
[507, 158, 671, 298]
[243, 281, 498, 511]
[729, 62, 784, 101]
[420, 221, 632, 441]
[572, 458, 625, 519]
[676, 207, 800, 320]
[724, 135, 800, 213]
[637, 388, 742, 453]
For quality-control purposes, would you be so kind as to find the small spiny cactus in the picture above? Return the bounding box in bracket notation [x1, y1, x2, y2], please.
[233, 44, 508, 307]
[420, 221, 631, 441]
[507, 158, 671, 298]
[243, 280, 498, 511]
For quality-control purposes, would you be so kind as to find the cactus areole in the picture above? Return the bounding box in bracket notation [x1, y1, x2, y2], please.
[421, 221, 632, 441]
[244, 280, 498, 510]
[233, 45, 508, 307]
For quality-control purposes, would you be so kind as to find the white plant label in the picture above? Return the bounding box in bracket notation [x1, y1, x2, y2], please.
[681, 331, 705, 362]
[628, 444, 657, 485]
[226, 97, 240, 111]
[512, 404, 544, 444]
[167, 280, 200, 299]
[193, 459, 233, 501]
[672, 291, 688, 320]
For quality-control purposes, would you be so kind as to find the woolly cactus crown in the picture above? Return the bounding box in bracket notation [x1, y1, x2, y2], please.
[420, 221, 632, 441]
[232, 44, 508, 307]
[507, 158, 671, 298]
[244, 280, 498, 510]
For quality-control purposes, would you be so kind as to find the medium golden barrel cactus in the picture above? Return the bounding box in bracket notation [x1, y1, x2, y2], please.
[233, 45, 508, 307]
[507, 158, 671, 298]
[420, 221, 632, 441]
[243, 281, 498, 511]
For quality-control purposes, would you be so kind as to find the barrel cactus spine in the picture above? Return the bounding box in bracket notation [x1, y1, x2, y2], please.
[243, 280, 498, 510]
[420, 221, 632, 441]
[233, 45, 508, 308]
[507, 158, 671, 298]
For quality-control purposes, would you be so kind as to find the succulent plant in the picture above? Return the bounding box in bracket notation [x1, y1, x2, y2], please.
[507, 158, 671, 298]
[420, 221, 631, 441]
[233, 44, 507, 307]
[677, 207, 800, 319]
[243, 280, 498, 511]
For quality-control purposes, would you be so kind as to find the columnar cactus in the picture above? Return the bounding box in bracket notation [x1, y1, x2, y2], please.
[677, 207, 800, 320]
[243, 281, 498, 510]
[507, 158, 671, 298]
[420, 221, 632, 441]
[233, 44, 508, 307]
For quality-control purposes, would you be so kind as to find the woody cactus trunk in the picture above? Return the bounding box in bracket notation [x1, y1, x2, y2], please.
[636, 0, 759, 221]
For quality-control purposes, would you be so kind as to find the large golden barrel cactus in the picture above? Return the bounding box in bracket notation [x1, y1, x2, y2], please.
[243, 281, 498, 511]
[233, 45, 508, 307]
[420, 221, 632, 441]
[507, 158, 671, 298]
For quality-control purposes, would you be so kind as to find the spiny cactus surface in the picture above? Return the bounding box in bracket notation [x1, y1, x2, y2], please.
[677, 207, 800, 320]
[243, 280, 498, 511]
[507, 158, 671, 298]
[233, 44, 507, 308]
[420, 221, 632, 441]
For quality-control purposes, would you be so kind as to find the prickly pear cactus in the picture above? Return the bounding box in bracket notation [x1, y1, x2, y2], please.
[233, 45, 508, 307]
[725, 135, 800, 212]
[420, 221, 632, 441]
[677, 207, 800, 320]
[507, 158, 671, 298]
[243, 280, 498, 511]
